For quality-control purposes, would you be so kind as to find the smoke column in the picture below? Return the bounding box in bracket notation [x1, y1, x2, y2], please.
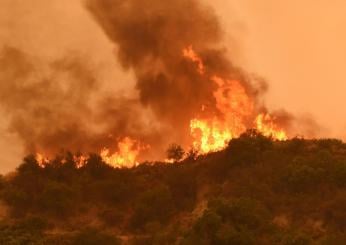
[0, 0, 307, 163]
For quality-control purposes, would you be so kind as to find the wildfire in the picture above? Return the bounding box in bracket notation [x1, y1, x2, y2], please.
[73, 155, 87, 168]
[255, 113, 287, 140]
[35, 47, 288, 168]
[190, 119, 233, 154]
[35, 137, 143, 169]
[35, 153, 48, 168]
[184, 46, 287, 154]
[183, 46, 205, 74]
[100, 137, 141, 168]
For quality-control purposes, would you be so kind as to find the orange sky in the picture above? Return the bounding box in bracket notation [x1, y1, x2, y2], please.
[0, 0, 345, 172]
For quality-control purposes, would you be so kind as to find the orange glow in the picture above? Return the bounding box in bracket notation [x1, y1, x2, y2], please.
[255, 113, 287, 140]
[35, 153, 48, 168]
[185, 46, 287, 154]
[73, 155, 87, 168]
[183, 45, 205, 74]
[190, 119, 233, 153]
[100, 137, 141, 168]
[190, 77, 254, 153]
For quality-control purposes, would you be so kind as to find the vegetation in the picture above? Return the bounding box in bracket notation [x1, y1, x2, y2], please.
[0, 131, 346, 244]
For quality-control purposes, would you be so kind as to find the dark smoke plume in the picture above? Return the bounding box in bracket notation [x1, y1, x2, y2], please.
[86, 0, 268, 141]
[0, 46, 164, 158]
[0, 0, 318, 161]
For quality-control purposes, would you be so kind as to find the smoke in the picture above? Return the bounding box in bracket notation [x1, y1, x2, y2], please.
[0, 46, 165, 158]
[0, 0, 322, 164]
[86, 0, 268, 140]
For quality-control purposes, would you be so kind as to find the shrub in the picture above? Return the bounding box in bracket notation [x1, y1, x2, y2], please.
[71, 228, 120, 245]
[130, 185, 174, 229]
[281, 164, 324, 193]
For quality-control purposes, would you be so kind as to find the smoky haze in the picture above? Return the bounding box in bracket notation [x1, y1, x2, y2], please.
[86, 0, 275, 138]
[0, 46, 162, 157]
[0, 0, 265, 163]
[0, 0, 331, 172]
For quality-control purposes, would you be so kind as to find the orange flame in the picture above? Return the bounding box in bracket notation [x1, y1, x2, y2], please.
[184, 46, 287, 154]
[35, 153, 48, 168]
[100, 137, 141, 168]
[190, 119, 233, 153]
[255, 113, 287, 140]
[183, 45, 205, 74]
[73, 155, 87, 168]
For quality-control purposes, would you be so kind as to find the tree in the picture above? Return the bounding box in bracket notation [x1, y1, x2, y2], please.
[166, 144, 185, 162]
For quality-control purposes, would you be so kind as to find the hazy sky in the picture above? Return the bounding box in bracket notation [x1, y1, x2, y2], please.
[0, 0, 346, 172]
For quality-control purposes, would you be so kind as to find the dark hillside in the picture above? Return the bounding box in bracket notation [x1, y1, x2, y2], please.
[0, 131, 346, 244]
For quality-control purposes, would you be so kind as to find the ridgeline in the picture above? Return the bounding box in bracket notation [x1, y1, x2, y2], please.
[0, 131, 345, 244]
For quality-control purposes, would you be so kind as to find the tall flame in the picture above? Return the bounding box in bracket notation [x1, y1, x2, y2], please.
[184, 46, 287, 154]
[255, 113, 287, 140]
[190, 119, 233, 154]
[100, 137, 141, 168]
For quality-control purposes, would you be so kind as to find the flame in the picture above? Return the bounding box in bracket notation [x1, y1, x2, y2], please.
[35, 137, 143, 169]
[35, 153, 48, 168]
[183, 45, 205, 74]
[255, 113, 287, 140]
[190, 119, 233, 153]
[100, 137, 141, 168]
[73, 155, 87, 168]
[185, 46, 287, 154]
[190, 76, 252, 153]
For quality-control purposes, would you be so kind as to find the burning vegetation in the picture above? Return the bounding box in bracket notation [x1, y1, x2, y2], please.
[0, 0, 315, 169]
[0, 0, 343, 244]
[1, 136, 346, 244]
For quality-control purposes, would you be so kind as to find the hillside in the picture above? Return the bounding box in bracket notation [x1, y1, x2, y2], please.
[0, 131, 345, 244]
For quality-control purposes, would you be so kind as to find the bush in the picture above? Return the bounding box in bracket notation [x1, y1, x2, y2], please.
[330, 161, 346, 187]
[209, 198, 270, 230]
[37, 181, 74, 217]
[130, 185, 174, 230]
[71, 228, 120, 245]
[166, 144, 185, 162]
[281, 164, 324, 193]
[227, 130, 272, 166]
[0, 218, 47, 245]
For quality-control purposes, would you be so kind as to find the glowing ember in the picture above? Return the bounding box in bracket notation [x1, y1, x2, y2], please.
[35, 153, 48, 168]
[100, 137, 141, 168]
[183, 45, 205, 74]
[255, 113, 287, 141]
[73, 155, 87, 168]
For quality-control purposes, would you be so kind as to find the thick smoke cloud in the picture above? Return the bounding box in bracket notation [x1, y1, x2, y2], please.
[0, 0, 320, 162]
[86, 0, 267, 141]
[0, 46, 164, 158]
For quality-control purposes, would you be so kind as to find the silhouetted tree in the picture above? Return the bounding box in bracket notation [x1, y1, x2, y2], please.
[166, 144, 185, 162]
